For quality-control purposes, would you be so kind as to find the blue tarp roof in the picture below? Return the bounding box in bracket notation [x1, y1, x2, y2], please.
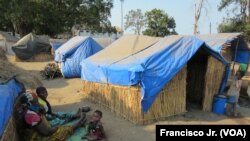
[196, 33, 249, 63]
[54, 36, 103, 78]
[0, 79, 24, 138]
[80, 34, 249, 112]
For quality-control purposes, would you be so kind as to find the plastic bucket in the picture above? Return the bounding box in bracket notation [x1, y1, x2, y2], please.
[212, 95, 227, 115]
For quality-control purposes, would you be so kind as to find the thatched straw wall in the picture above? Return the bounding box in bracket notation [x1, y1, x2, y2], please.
[15, 52, 53, 62]
[203, 56, 226, 111]
[82, 67, 186, 125]
[0, 117, 18, 141]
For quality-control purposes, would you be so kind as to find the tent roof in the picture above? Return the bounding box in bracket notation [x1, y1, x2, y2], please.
[59, 36, 103, 78]
[87, 35, 161, 65]
[55, 36, 88, 62]
[0, 31, 18, 42]
[196, 33, 242, 52]
[13, 33, 50, 47]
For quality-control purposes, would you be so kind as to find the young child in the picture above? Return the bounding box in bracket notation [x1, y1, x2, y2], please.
[82, 110, 107, 141]
[226, 70, 244, 117]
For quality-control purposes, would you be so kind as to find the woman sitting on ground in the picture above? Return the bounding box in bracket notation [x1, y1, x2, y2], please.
[36, 86, 90, 126]
[20, 91, 86, 141]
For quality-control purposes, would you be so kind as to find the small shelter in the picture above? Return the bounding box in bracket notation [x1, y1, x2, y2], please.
[54, 36, 103, 78]
[12, 33, 52, 61]
[80, 34, 248, 124]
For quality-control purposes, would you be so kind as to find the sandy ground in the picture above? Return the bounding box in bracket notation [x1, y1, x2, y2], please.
[10, 59, 250, 141]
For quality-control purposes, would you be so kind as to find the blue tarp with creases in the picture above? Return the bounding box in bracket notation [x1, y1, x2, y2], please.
[80, 34, 248, 112]
[0, 79, 24, 138]
[54, 36, 103, 78]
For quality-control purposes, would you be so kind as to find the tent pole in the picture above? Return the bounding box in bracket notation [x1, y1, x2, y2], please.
[232, 37, 240, 72]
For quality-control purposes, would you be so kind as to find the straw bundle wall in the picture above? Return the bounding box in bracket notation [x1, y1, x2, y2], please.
[15, 52, 53, 62]
[82, 67, 186, 124]
[203, 56, 225, 111]
[0, 117, 18, 141]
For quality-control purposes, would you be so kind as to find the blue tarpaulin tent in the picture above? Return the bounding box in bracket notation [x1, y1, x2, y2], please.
[0, 78, 24, 138]
[54, 36, 103, 78]
[80, 34, 249, 112]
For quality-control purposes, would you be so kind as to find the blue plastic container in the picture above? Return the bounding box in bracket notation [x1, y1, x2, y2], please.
[212, 95, 227, 115]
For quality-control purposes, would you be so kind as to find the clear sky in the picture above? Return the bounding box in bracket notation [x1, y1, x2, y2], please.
[109, 0, 227, 35]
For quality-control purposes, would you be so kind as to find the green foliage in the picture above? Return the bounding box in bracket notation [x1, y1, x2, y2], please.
[218, 18, 245, 33]
[124, 9, 145, 35]
[143, 9, 177, 37]
[218, 0, 249, 37]
[0, 0, 115, 36]
[218, 0, 248, 21]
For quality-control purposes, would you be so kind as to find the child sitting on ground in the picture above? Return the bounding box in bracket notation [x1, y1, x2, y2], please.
[82, 110, 107, 141]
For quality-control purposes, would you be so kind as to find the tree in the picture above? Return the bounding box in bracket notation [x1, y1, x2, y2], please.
[120, 0, 124, 31]
[194, 0, 206, 34]
[124, 9, 145, 35]
[218, 0, 249, 22]
[0, 0, 115, 36]
[143, 9, 177, 37]
[218, 18, 245, 33]
[218, 0, 250, 37]
[218, 0, 250, 21]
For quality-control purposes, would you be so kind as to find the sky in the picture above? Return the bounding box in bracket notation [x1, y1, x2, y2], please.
[109, 0, 227, 35]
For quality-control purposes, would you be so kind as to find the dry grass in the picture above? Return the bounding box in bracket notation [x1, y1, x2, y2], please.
[0, 58, 42, 89]
[82, 67, 187, 125]
[203, 56, 226, 111]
